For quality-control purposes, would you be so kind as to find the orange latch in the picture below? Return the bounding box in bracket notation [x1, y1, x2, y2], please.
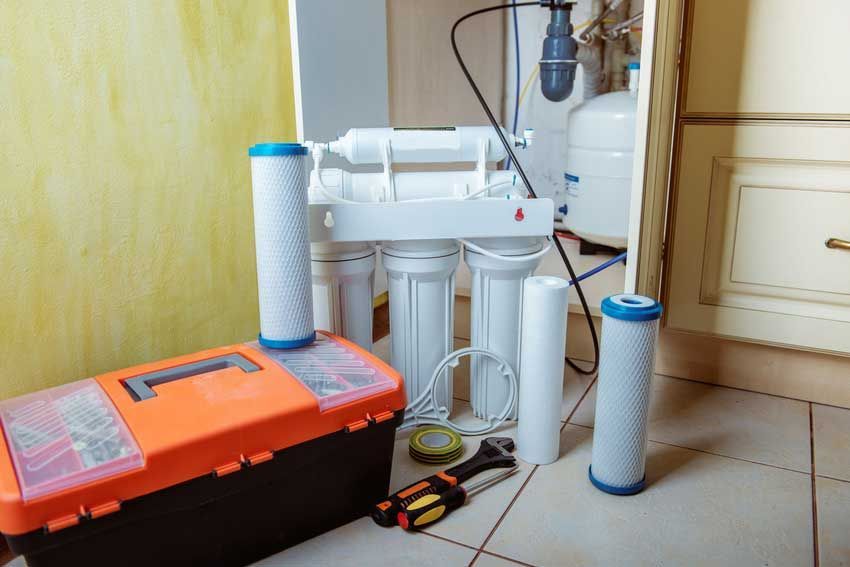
[371, 410, 395, 424]
[45, 513, 80, 533]
[89, 500, 121, 520]
[245, 450, 273, 466]
[344, 419, 369, 433]
[212, 461, 243, 478]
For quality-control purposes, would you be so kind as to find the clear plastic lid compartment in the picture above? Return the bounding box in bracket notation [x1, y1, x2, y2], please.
[0, 379, 143, 501]
[257, 335, 396, 411]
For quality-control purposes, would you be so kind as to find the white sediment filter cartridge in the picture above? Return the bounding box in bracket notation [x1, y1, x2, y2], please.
[589, 294, 662, 495]
[249, 143, 315, 349]
[517, 276, 569, 465]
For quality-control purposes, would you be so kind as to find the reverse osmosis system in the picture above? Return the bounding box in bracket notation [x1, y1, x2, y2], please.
[283, 0, 650, 438]
[305, 126, 549, 423]
[246, 0, 658, 491]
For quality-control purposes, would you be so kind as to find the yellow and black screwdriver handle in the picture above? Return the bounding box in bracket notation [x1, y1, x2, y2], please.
[371, 436, 516, 527]
[397, 485, 467, 530]
[371, 471, 458, 527]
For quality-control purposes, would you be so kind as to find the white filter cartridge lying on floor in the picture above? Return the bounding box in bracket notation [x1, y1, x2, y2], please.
[249, 143, 315, 349]
[517, 276, 569, 465]
[589, 294, 662, 495]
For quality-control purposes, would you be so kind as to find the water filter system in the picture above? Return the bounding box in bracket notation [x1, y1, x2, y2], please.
[304, 127, 551, 426]
[246, 127, 662, 493]
[589, 294, 662, 495]
[239, 2, 661, 516]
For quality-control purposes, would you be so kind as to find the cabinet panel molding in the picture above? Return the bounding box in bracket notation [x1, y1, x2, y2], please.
[699, 158, 850, 323]
[666, 122, 850, 354]
[682, 0, 850, 119]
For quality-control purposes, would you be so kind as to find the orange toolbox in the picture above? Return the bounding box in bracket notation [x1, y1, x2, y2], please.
[0, 332, 405, 566]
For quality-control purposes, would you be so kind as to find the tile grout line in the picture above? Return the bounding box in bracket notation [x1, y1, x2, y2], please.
[475, 549, 539, 567]
[814, 472, 850, 485]
[568, 422, 813, 477]
[561, 377, 598, 430]
[810, 403, 820, 567]
[419, 530, 479, 552]
[653, 370, 848, 411]
[470, 463, 541, 566]
[470, 375, 599, 566]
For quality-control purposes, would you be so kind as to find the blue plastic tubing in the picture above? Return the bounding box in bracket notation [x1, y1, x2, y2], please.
[569, 251, 628, 287]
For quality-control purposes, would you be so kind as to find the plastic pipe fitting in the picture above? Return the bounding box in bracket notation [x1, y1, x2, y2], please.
[540, 4, 579, 102]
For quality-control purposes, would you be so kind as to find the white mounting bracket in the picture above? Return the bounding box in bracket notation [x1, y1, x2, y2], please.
[308, 198, 554, 243]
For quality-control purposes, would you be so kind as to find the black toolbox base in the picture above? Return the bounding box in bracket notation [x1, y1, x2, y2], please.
[5, 412, 401, 567]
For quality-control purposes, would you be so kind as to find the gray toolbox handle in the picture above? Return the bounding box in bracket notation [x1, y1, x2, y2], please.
[123, 354, 260, 401]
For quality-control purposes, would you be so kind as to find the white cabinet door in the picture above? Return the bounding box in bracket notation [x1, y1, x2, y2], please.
[666, 121, 850, 353]
[683, 0, 850, 118]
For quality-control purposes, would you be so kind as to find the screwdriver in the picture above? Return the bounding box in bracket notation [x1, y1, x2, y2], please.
[397, 467, 519, 531]
[372, 437, 516, 527]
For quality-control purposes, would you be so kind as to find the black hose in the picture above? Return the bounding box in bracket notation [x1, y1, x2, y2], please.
[450, 1, 599, 375]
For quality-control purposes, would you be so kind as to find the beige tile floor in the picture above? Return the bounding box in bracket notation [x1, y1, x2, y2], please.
[240, 334, 849, 567]
[10, 334, 847, 567]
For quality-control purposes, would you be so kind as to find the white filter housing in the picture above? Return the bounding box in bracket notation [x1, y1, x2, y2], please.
[328, 126, 510, 164]
[466, 238, 544, 420]
[590, 294, 662, 495]
[382, 240, 459, 412]
[311, 242, 376, 352]
[563, 89, 637, 248]
[249, 143, 315, 348]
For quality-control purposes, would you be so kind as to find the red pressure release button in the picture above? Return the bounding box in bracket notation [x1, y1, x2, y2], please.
[514, 207, 525, 222]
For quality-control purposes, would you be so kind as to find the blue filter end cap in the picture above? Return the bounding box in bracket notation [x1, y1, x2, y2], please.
[601, 294, 662, 322]
[588, 466, 645, 495]
[248, 143, 308, 157]
[258, 332, 316, 349]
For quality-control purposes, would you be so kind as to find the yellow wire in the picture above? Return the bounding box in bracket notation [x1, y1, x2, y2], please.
[517, 65, 539, 108]
[514, 18, 616, 109]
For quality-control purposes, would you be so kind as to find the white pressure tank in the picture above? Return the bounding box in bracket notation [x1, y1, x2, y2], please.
[562, 64, 639, 248]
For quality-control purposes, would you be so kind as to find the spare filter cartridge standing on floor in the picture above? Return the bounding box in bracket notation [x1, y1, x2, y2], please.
[517, 276, 569, 465]
[249, 143, 315, 349]
[589, 294, 662, 495]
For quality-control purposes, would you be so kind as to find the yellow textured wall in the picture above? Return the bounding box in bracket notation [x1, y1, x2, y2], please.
[0, 2, 296, 398]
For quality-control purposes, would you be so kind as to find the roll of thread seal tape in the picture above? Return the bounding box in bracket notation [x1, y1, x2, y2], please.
[589, 294, 662, 495]
[249, 143, 315, 349]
